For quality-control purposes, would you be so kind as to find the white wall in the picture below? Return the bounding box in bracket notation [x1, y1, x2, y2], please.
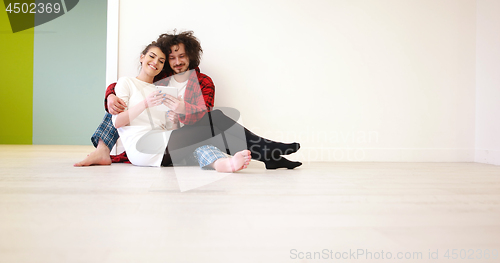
[475, 0, 500, 165]
[117, 0, 478, 162]
[106, 0, 120, 87]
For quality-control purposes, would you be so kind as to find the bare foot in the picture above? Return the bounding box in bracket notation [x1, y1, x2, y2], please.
[213, 150, 251, 173]
[74, 142, 112, 167]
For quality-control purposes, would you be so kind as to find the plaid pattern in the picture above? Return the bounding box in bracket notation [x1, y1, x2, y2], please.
[91, 113, 119, 151]
[193, 145, 227, 169]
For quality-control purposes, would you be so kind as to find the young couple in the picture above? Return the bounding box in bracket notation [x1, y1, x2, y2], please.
[75, 31, 301, 172]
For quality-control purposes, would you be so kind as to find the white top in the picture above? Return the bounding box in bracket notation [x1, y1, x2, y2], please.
[169, 75, 188, 99]
[167, 75, 188, 128]
[112, 77, 172, 167]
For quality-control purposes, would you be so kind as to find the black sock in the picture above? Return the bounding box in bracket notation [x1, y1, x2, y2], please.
[259, 143, 300, 161]
[269, 142, 300, 159]
[245, 129, 300, 158]
[264, 156, 302, 170]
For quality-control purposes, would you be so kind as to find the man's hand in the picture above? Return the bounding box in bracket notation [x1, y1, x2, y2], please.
[167, 110, 180, 130]
[107, 94, 127, 115]
[164, 95, 186, 114]
[167, 110, 179, 124]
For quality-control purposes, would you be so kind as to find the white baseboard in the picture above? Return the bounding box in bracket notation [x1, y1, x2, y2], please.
[288, 147, 475, 163]
[475, 149, 500, 166]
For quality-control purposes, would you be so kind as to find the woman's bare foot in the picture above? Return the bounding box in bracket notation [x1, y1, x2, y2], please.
[212, 150, 251, 173]
[74, 140, 112, 167]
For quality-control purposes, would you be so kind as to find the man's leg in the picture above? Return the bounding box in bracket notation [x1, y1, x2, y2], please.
[192, 145, 251, 172]
[167, 110, 302, 169]
[74, 113, 119, 167]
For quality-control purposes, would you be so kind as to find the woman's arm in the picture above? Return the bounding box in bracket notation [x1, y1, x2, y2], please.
[114, 89, 165, 128]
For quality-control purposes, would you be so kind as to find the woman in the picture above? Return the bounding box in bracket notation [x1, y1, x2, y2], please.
[112, 40, 251, 172]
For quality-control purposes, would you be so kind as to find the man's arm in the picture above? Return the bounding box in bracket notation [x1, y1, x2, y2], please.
[178, 72, 215, 125]
[198, 74, 215, 109]
[104, 83, 116, 112]
[104, 83, 127, 115]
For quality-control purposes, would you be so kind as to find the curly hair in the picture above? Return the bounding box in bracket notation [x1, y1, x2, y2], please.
[157, 30, 203, 75]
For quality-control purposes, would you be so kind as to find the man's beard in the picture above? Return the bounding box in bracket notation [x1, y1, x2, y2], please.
[173, 64, 188, 74]
[176, 68, 188, 75]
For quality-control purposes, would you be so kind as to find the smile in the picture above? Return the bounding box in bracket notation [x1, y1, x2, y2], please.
[148, 64, 157, 70]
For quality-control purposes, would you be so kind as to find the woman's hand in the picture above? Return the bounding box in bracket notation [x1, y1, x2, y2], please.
[107, 94, 127, 115]
[114, 90, 166, 128]
[164, 95, 186, 114]
[167, 110, 180, 130]
[144, 90, 165, 108]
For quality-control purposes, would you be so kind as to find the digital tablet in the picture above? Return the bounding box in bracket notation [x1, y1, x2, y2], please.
[155, 86, 178, 111]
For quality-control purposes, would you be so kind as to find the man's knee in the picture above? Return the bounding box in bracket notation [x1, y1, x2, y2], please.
[211, 109, 223, 117]
[213, 107, 241, 122]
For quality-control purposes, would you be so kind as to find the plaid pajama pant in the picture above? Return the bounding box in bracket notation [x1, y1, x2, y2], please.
[192, 145, 227, 169]
[91, 113, 119, 151]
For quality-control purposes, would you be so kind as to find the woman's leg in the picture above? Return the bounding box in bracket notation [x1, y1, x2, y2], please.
[74, 113, 118, 166]
[74, 139, 112, 167]
[90, 113, 120, 151]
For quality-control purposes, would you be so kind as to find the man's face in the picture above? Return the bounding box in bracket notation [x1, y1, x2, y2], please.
[168, 43, 190, 74]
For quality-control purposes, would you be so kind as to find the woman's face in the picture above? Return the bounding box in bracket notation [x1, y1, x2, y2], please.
[140, 46, 166, 77]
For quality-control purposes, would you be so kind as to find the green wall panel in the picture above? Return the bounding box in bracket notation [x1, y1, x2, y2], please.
[0, 3, 33, 144]
[33, 0, 107, 145]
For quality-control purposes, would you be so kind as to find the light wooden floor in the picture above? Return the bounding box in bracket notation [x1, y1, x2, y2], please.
[1, 145, 500, 263]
